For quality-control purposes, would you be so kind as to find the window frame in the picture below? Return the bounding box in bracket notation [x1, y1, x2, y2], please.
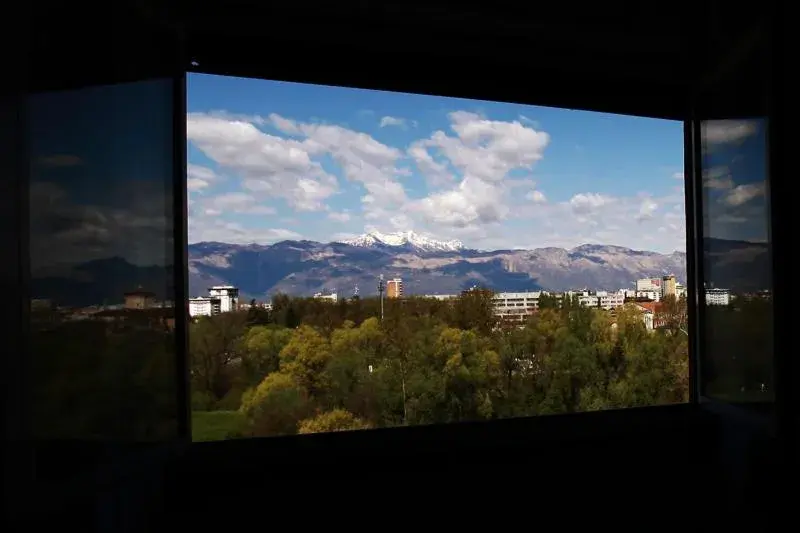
[177, 64, 708, 444]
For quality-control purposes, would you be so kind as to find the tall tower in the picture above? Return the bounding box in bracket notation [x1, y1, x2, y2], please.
[661, 275, 677, 298]
[377, 275, 385, 321]
[386, 278, 403, 298]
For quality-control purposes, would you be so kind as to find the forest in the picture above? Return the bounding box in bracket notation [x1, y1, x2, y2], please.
[27, 289, 772, 441]
[189, 291, 692, 440]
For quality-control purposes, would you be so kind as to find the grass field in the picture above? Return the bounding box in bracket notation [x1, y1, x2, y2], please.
[192, 410, 246, 442]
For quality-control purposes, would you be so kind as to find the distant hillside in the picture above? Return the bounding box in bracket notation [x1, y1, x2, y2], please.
[186, 238, 690, 300]
[31, 237, 771, 308]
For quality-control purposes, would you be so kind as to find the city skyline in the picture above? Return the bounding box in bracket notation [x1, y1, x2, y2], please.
[187, 73, 687, 254]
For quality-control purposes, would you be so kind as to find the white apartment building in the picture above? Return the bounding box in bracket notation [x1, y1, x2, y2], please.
[635, 290, 661, 302]
[676, 283, 687, 299]
[424, 294, 459, 301]
[597, 290, 625, 310]
[314, 292, 338, 303]
[634, 304, 655, 331]
[705, 288, 730, 306]
[208, 286, 239, 313]
[492, 291, 542, 321]
[636, 278, 663, 292]
[189, 296, 220, 317]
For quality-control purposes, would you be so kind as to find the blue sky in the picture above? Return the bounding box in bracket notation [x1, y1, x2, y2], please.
[187, 73, 689, 252]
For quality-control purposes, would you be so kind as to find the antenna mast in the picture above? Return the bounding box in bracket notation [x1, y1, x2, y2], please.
[378, 274, 385, 321]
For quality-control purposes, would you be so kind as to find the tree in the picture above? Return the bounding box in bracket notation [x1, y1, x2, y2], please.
[279, 325, 333, 398]
[454, 287, 497, 335]
[240, 372, 310, 437]
[297, 409, 371, 434]
[239, 325, 292, 386]
[189, 311, 248, 401]
[246, 298, 271, 326]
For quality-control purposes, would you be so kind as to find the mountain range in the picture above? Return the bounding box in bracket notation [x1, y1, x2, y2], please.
[187, 231, 691, 300]
[30, 231, 772, 307]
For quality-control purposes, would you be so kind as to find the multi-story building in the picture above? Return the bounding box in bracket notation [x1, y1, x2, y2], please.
[424, 294, 459, 301]
[189, 296, 221, 317]
[635, 278, 662, 292]
[386, 278, 403, 298]
[675, 283, 687, 299]
[208, 286, 239, 313]
[635, 290, 661, 302]
[314, 292, 338, 303]
[492, 291, 542, 321]
[124, 287, 156, 309]
[661, 275, 677, 298]
[597, 290, 625, 310]
[705, 288, 730, 306]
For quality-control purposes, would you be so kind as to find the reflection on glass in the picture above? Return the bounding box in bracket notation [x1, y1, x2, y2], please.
[186, 73, 690, 441]
[700, 119, 773, 402]
[28, 81, 179, 439]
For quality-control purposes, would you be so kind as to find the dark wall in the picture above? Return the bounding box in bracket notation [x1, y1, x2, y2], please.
[9, 3, 787, 531]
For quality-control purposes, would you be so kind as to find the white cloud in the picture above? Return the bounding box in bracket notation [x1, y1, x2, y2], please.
[328, 211, 351, 223]
[29, 180, 171, 273]
[197, 192, 276, 215]
[187, 164, 219, 191]
[189, 217, 299, 244]
[188, 108, 688, 253]
[703, 166, 734, 190]
[723, 183, 765, 207]
[526, 190, 547, 204]
[569, 193, 614, 214]
[187, 113, 339, 211]
[702, 120, 759, 146]
[379, 116, 407, 128]
[636, 197, 659, 221]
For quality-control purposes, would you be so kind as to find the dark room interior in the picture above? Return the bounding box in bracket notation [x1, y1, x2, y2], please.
[4, 2, 791, 530]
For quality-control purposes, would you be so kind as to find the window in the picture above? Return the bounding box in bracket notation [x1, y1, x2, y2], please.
[699, 118, 773, 402]
[186, 73, 690, 441]
[27, 80, 183, 440]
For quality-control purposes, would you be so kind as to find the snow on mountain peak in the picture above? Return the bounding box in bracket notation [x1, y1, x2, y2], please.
[340, 230, 465, 252]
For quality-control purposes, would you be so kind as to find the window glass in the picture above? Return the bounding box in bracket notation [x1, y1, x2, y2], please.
[699, 119, 773, 402]
[186, 73, 689, 441]
[28, 80, 181, 439]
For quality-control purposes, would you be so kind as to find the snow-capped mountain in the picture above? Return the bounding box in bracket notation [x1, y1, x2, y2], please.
[341, 231, 466, 253]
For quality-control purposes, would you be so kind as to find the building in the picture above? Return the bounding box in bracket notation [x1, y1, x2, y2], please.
[635, 278, 662, 292]
[661, 275, 677, 298]
[314, 292, 338, 303]
[424, 294, 459, 301]
[597, 290, 625, 310]
[634, 304, 656, 331]
[705, 288, 730, 306]
[189, 296, 220, 317]
[676, 283, 687, 299]
[123, 287, 156, 310]
[635, 290, 661, 302]
[492, 291, 542, 321]
[386, 278, 403, 298]
[208, 286, 239, 313]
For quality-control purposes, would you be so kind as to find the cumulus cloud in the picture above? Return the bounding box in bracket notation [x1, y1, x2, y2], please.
[379, 116, 407, 128]
[702, 120, 759, 146]
[570, 193, 614, 214]
[29, 180, 172, 274]
[187, 108, 689, 252]
[722, 183, 765, 207]
[328, 211, 351, 223]
[526, 190, 547, 204]
[189, 217, 300, 245]
[187, 113, 339, 211]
